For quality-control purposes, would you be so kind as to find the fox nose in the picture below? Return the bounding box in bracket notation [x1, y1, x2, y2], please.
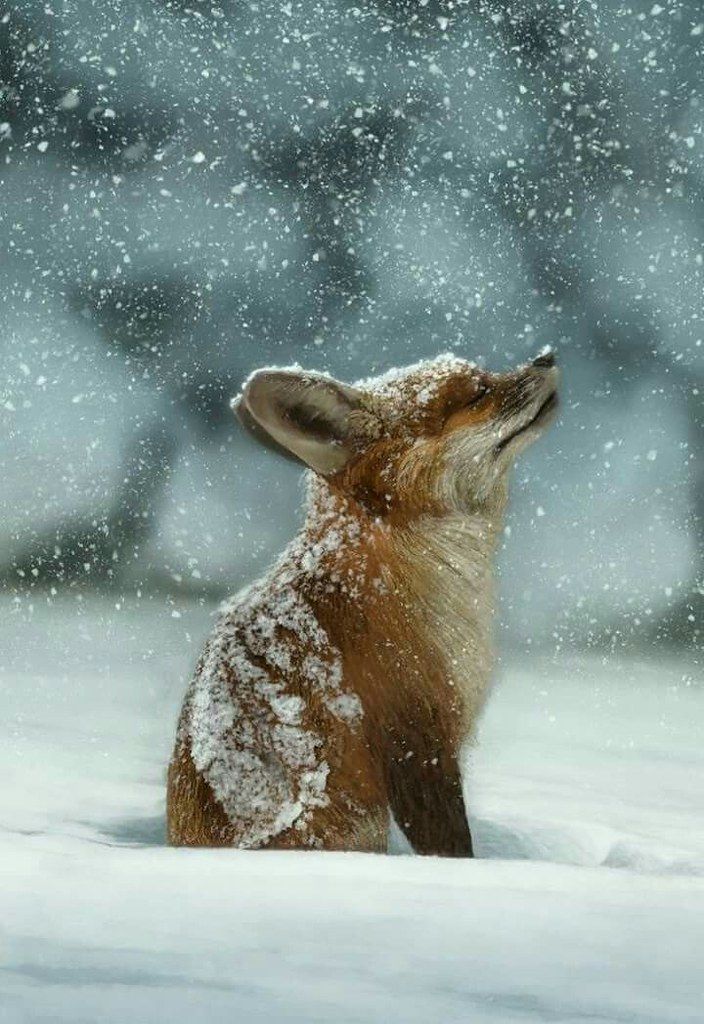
[532, 350, 556, 369]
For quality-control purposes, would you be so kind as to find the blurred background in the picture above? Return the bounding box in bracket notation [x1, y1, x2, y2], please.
[1, 0, 702, 656]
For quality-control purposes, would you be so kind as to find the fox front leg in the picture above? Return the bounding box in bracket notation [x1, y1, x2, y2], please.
[384, 731, 473, 858]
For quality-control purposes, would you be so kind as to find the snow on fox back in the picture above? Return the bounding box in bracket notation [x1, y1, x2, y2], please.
[183, 477, 364, 848]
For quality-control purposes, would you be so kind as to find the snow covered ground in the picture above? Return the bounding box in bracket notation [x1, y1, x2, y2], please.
[1, 595, 702, 1023]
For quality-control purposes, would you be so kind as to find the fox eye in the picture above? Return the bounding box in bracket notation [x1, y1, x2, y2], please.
[464, 385, 488, 407]
[438, 384, 489, 431]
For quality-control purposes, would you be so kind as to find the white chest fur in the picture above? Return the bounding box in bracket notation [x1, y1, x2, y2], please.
[393, 513, 499, 733]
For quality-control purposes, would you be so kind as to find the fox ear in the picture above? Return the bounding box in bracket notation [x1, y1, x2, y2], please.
[233, 369, 367, 475]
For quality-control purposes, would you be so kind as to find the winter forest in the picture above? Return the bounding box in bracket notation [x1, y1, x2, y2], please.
[1, 1, 703, 1022]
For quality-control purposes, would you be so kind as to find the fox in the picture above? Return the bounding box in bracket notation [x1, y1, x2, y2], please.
[167, 350, 559, 856]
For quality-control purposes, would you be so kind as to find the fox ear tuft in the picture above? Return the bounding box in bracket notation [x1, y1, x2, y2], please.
[233, 369, 367, 475]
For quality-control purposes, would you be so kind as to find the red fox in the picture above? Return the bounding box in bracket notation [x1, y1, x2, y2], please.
[167, 351, 559, 856]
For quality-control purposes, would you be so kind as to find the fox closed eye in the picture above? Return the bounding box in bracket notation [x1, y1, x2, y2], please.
[460, 384, 490, 410]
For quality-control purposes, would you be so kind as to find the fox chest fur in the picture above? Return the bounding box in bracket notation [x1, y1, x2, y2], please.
[167, 352, 558, 855]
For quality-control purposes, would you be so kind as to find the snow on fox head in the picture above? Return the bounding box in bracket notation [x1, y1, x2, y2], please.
[234, 351, 559, 517]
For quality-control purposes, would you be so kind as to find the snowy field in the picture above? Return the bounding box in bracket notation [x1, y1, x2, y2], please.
[1, 595, 703, 1024]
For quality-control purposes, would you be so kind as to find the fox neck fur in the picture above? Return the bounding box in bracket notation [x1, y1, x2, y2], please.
[297, 473, 506, 749]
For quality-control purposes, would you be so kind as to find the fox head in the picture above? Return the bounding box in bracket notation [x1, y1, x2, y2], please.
[234, 352, 559, 518]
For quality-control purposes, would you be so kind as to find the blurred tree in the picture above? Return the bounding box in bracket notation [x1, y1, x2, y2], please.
[1, 0, 701, 647]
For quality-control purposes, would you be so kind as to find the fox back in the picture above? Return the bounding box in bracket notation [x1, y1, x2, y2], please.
[167, 351, 559, 855]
